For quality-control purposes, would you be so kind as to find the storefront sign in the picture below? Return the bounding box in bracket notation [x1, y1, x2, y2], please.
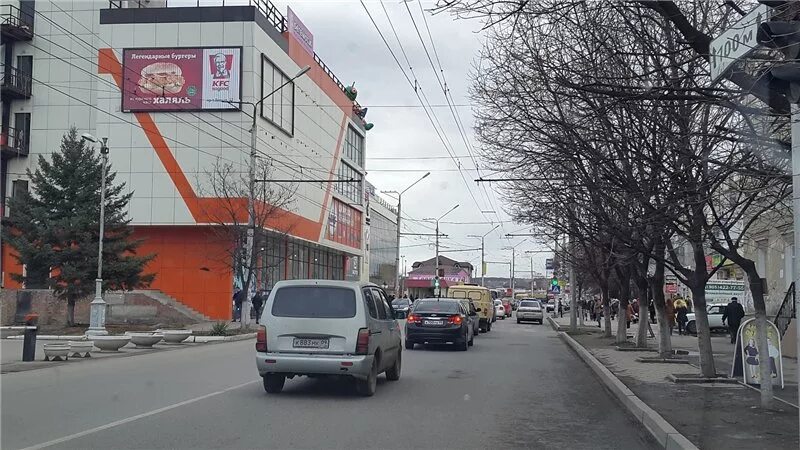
[665, 282, 678, 294]
[287, 7, 314, 56]
[706, 280, 746, 302]
[122, 47, 242, 111]
[732, 318, 784, 388]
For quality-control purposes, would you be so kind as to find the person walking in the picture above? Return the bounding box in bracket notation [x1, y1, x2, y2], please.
[558, 301, 564, 318]
[252, 290, 265, 324]
[232, 288, 243, 322]
[648, 299, 656, 324]
[625, 302, 634, 328]
[722, 296, 745, 344]
[594, 298, 604, 328]
[675, 301, 688, 335]
[664, 297, 675, 335]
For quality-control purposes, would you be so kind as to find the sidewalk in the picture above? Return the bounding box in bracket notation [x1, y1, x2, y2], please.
[552, 314, 799, 449]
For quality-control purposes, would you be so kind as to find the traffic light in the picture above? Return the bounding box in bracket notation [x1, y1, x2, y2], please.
[551, 278, 559, 287]
[434, 276, 440, 289]
[757, 20, 800, 103]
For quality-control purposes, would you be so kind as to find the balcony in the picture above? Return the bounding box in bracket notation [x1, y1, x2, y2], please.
[1, 127, 30, 159]
[1, 65, 32, 100]
[1, 4, 34, 41]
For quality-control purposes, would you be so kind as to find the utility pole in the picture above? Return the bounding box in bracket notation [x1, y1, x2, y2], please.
[425, 204, 459, 297]
[792, 104, 800, 429]
[503, 239, 527, 297]
[469, 224, 499, 287]
[385, 172, 430, 299]
[569, 235, 578, 333]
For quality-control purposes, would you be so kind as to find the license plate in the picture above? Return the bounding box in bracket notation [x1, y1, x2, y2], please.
[293, 338, 329, 349]
[424, 320, 444, 326]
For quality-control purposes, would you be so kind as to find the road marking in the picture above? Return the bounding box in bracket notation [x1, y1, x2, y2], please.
[20, 379, 259, 450]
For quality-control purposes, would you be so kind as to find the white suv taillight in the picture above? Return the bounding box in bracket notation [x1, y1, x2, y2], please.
[255, 325, 267, 352]
[356, 328, 369, 355]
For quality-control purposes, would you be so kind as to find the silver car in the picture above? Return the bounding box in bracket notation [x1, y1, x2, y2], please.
[516, 299, 544, 324]
[255, 280, 402, 396]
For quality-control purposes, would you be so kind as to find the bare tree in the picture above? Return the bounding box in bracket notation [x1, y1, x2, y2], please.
[199, 158, 297, 327]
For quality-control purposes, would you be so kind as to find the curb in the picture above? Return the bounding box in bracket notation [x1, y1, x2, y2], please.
[546, 316, 561, 331]
[558, 331, 698, 450]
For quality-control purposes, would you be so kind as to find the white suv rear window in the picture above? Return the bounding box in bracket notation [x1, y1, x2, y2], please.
[271, 287, 356, 318]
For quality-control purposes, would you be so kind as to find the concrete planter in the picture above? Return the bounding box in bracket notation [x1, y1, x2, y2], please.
[161, 329, 192, 344]
[43, 343, 70, 361]
[69, 341, 94, 358]
[127, 332, 164, 348]
[91, 335, 131, 352]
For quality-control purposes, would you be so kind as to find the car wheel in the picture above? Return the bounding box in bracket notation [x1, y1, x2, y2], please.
[385, 350, 401, 381]
[468, 332, 474, 346]
[356, 359, 378, 396]
[458, 338, 469, 351]
[487, 321, 492, 332]
[686, 321, 697, 335]
[405, 339, 414, 350]
[262, 374, 285, 394]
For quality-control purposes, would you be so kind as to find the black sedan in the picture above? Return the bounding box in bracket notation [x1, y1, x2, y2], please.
[405, 299, 474, 351]
[391, 298, 412, 318]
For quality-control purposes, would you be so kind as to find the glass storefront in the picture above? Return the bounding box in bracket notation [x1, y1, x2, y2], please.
[258, 233, 345, 290]
[369, 211, 398, 289]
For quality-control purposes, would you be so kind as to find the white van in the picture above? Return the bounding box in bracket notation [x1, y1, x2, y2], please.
[255, 280, 402, 396]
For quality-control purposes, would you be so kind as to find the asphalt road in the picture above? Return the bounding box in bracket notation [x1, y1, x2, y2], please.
[2, 318, 657, 450]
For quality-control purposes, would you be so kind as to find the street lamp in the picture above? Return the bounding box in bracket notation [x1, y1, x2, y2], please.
[81, 133, 109, 336]
[502, 238, 528, 296]
[424, 204, 459, 296]
[217, 65, 310, 326]
[468, 224, 499, 287]
[383, 171, 430, 298]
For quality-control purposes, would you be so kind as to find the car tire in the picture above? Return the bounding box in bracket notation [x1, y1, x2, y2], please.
[262, 374, 285, 394]
[487, 321, 492, 332]
[385, 350, 401, 381]
[686, 321, 697, 335]
[356, 360, 378, 396]
[405, 339, 414, 350]
[458, 338, 469, 351]
[517, 319, 521, 324]
[468, 333, 474, 346]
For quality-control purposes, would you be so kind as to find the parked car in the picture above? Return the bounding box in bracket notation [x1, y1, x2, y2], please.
[454, 298, 481, 337]
[516, 299, 544, 324]
[447, 284, 494, 332]
[501, 298, 513, 317]
[494, 299, 505, 319]
[545, 300, 555, 313]
[405, 299, 474, 351]
[255, 280, 402, 397]
[391, 298, 412, 318]
[685, 304, 728, 335]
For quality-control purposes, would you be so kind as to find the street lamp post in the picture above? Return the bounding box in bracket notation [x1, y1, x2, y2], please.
[425, 204, 459, 297]
[468, 224, 499, 287]
[221, 65, 310, 326]
[384, 172, 430, 299]
[502, 239, 527, 296]
[81, 133, 109, 336]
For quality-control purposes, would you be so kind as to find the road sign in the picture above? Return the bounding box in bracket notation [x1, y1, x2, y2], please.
[545, 258, 554, 270]
[709, 4, 769, 83]
[550, 278, 559, 287]
[550, 285, 561, 295]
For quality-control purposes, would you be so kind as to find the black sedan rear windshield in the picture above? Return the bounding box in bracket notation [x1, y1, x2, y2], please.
[271, 287, 356, 318]
[392, 299, 409, 306]
[520, 301, 541, 308]
[413, 301, 459, 313]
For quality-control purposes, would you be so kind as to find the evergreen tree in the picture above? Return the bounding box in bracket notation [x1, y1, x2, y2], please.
[3, 128, 155, 325]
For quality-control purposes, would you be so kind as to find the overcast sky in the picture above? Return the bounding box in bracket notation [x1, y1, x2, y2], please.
[270, 0, 553, 278]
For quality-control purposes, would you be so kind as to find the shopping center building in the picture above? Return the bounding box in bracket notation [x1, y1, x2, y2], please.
[1, 0, 391, 319]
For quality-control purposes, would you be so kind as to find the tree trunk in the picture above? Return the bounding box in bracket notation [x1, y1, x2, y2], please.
[67, 298, 76, 327]
[651, 258, 672, 358]
[578, 283, 584, 327]
[741, 261, 773, 408]
[689, 284, 717, 377]
[602, 284, 612, 337]
[616, 273, 631, 345]
[636, 276, 649, 348]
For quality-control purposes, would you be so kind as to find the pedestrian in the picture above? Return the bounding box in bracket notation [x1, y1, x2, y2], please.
[558, 301, 564, 318]
[664, 297, 675, 335]
[722, 296, 745, 344]
[632, 299, 640, 323]
[403, 293, 408, 299]
[648, 299, 656, 324]
[611, 300, 618, 321]
[626, 302, 634, 328]
[252, 290, 265, 324]
[594, 299, 603, 328]
[675, 301, 688, 335]
[232, 288, 243, 322]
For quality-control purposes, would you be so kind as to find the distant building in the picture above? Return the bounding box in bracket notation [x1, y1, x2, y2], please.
[405, 256, 473, 298]
[364, 182, 398, 290]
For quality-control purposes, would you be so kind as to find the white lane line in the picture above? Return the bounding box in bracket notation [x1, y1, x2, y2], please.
[20, 379, 260, 450]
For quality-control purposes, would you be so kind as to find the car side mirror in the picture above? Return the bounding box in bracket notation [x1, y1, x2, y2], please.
[475, 307, 481, 312]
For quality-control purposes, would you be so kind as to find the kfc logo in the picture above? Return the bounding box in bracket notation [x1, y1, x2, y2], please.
[210, 53, 233, 79]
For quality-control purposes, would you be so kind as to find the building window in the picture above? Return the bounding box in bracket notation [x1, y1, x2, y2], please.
[327, 198, 362, 249]
[260, 55, 294, 135]
[344, 126, 364, 166]
[11, 180, 28, 199]
[334, 162, 363, 205]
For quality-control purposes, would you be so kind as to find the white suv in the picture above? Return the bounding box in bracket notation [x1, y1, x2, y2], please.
[255, 280, 402, 396]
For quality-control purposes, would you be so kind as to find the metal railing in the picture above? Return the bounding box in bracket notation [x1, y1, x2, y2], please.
[775, 282, 795, 337]
[1, 126, 30, 155]
[1, 65, 33, 97]
[1, 4, 34, 30]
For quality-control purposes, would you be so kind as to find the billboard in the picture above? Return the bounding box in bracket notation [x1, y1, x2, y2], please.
[122, 47, 242, 112]
[287, 7, 314, 56]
